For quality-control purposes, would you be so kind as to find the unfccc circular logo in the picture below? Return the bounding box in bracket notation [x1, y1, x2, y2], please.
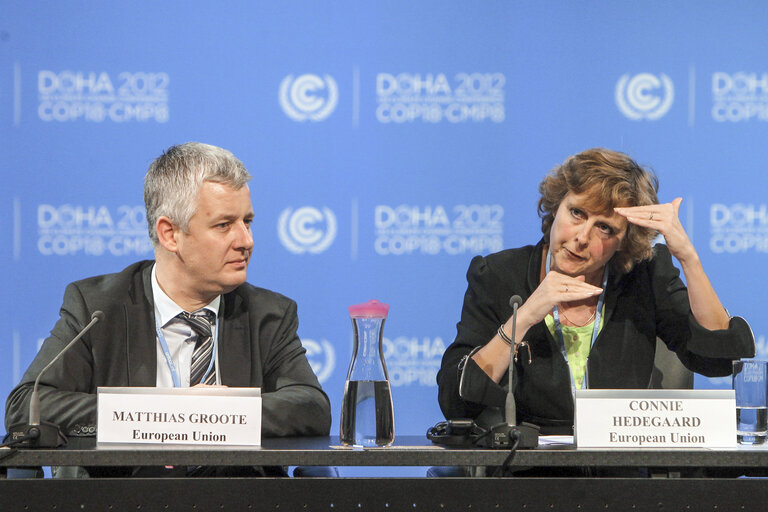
[302, 338, 336, 384]
[615, 73, 674, 120]
[278, 206, 337, 254]
[279, 74, 338, 122]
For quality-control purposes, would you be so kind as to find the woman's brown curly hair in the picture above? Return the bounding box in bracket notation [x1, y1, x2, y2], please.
[538, 148, 659, 274]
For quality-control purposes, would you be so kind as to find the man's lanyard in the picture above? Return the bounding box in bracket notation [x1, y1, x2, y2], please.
[546, 247, 609, 392]
[155, 313, 219, 388]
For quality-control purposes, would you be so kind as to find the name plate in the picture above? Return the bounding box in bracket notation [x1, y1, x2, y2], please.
[575, 389, 735, 448]
[97, 387, 261, 446]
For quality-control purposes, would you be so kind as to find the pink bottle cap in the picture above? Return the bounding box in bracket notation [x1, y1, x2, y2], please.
[348, 299, 390, 319]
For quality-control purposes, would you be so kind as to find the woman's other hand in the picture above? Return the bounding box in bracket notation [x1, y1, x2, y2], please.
[518, 271, 602, 328]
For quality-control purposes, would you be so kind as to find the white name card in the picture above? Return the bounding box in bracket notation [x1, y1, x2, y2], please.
[575, 389, 736, 448]
[97, 387, 262, 446]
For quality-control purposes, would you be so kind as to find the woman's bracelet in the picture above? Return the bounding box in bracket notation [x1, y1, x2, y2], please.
[497, 324, 514, 345]
[498, 324, 533, 363]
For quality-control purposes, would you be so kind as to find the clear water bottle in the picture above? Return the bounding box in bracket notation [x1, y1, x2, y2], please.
[340, 300, 395, 447]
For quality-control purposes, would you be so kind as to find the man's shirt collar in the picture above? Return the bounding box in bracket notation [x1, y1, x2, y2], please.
[151, 264, 220, 328]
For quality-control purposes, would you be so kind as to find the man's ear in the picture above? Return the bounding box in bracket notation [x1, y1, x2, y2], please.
[156, 216, 180, 253]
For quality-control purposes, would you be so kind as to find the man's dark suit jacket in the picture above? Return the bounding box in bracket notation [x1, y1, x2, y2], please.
[5, 261, 331, 438]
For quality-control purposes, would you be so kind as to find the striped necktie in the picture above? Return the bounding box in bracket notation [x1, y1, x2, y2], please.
[179, 309, 216, 385]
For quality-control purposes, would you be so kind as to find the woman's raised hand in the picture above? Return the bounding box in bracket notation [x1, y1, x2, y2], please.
[615, 197, 696, 263]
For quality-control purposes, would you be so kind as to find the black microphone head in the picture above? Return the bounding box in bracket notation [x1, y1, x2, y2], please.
[91, 310, 105, 323]
[509, 295, 523, 308]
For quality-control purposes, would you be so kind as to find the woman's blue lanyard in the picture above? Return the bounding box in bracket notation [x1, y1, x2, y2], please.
[546, 247, 608, 392]
[155, 312, 219, 388]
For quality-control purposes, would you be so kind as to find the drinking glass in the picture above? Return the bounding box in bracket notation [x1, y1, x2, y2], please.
[733, 360, 768, 445]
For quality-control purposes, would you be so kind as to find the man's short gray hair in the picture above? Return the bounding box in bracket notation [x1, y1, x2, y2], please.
[144, 142, 252, 246]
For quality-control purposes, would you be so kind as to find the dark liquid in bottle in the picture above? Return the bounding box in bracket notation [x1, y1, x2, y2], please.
[340, 380, 394, 446]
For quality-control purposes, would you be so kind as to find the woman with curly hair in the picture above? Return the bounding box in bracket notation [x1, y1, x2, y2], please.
[437, 148, 754, 435]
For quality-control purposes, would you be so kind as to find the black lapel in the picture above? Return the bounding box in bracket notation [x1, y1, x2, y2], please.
[126, 263, 158, 386]
[218, 289, 253, 387]
[602, 267, 625, 328]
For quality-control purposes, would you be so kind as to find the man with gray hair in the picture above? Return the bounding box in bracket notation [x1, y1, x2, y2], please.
[5, 143, 331, 463]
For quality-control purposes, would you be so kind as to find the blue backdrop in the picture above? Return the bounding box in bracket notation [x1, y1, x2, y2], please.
[2, 2, 767, 468]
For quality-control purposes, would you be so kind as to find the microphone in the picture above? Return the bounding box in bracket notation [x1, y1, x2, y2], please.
[505, 295, 523, 428]
[483, 295, 538, 450]
[8, 310, 104, 448]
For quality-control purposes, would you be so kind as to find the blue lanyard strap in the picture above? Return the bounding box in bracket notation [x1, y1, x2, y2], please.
[546, 247, 608, 393]
[155, 313, 219, 388]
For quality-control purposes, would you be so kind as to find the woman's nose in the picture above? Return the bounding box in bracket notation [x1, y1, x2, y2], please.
[573, 224, 591, 245]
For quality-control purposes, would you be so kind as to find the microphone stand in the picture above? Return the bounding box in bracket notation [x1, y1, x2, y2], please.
[490, 296, 539, 450]
[6, 311, 104, 448]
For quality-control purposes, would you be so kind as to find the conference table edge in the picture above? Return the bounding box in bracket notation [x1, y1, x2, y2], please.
[2, 436, 767, 468]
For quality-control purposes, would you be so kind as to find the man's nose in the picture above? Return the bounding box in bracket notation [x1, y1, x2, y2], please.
[235, 222, 254, 251]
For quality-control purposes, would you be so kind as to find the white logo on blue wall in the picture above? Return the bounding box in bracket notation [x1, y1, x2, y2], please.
[615, 73, 674, 120]
[279, 74, 338, 122]
[382, 336, 445, 387]
[376, 72, 505, 123]
[37, 70, 169, 123]
[278, 207, 337, 254]
[37, 204, 152, 256]
[374, 204, 503, 256]
[710, 203, 768, 253]
[303, 338, 336, 384]
[712, 72, 768, 122]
